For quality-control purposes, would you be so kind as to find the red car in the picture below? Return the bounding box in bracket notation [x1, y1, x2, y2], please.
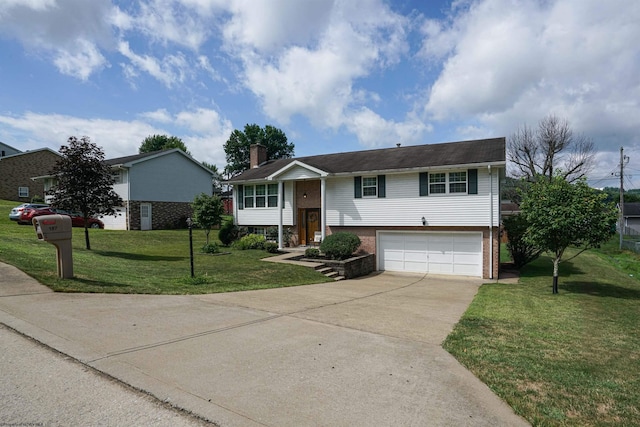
[18, 207, 104, 229]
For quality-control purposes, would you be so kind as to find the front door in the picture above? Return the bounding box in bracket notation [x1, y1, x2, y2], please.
[298, 208, 320, 246]
[140, 203, 152, 230]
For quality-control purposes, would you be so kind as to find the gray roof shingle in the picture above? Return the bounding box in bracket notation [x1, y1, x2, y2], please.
[230, 137, 505, 182]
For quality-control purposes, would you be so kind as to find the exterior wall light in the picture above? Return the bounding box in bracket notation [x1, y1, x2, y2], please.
[422, 216, 426, 226]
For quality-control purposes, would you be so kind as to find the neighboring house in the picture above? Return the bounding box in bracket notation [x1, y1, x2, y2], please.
[0, 141, 22, 158]
[619, 203, 640, 235]
[41, 149, 214, 230]
[228, 138, 505, 279]
[0, 148, 62, 202]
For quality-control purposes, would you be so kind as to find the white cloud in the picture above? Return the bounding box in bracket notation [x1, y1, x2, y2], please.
[419, 0, 640, 156]
[118, 41, 191, 88]
[139, 109, 173, 123]
[53, 39, 108, 81]
[176, 108, 233, 135]
[0, 109, 234, 168]
[112, 0, 214, 51]
[227, 0, 413, 136]
[345, 108, 430, 148]
[0, 0, 115, 79]
[223, 0, 333, 53]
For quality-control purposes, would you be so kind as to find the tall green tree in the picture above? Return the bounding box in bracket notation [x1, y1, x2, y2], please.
[223, 124, 294, 177]
[202, 161, 225, 193]
[49, 136, 123, 250]
[191, 193, 224, 245]
[139, 134, 190, 155]
[520, 176, 618, 293]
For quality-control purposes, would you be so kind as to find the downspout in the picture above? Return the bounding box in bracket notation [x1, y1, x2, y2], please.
[488, 165, 494, 279]
[278, 180, 284, 250]
[126, 168, 131, 231]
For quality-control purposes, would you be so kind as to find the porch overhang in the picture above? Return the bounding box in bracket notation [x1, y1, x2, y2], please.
[267, 160, 329, 181]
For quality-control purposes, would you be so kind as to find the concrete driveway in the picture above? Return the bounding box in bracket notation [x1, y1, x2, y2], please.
[0, 262, 528, 427]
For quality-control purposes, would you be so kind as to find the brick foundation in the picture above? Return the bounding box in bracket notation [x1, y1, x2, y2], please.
[128, 201, 192, 230]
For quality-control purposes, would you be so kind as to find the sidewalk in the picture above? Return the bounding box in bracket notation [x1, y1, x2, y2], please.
[0, 261, 529, 427]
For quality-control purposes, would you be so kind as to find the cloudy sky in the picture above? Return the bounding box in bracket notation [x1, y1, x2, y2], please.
[1, 0, 639, 188]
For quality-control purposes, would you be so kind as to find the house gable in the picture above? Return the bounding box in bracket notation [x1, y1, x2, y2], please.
[0, 148, 62, 202]
[270, 161, 328, 181]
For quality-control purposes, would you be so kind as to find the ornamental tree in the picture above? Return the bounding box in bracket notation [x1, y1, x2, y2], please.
[49, 136, 122, 250]
[520, 176, 617, 293]
[191, 193, 224, 244]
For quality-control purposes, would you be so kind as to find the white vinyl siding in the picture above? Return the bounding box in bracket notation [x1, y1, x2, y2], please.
[236, 181, 294, 226]
[325, 170, 500, 227]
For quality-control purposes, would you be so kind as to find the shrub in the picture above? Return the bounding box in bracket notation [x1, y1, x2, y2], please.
[264, 241, 279, 253]
[305, 248, 320, 258]
[218, 219, 238, 246]
[319, 232, 361, 260]
[201, 242, 220, 254]
[503, 214, 541, 268]
[232, 234, 266, 250]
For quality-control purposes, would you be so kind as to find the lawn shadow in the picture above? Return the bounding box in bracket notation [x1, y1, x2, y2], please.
[562, 280, 640, 299]
[94, 250, 186, 262]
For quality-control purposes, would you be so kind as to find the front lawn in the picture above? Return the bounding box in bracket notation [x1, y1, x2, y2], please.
[444, 241, 640, 426]
[0, 199, 332, 294]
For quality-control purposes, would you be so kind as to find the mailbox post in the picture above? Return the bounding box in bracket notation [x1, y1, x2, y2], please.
[33, 214, 74, 279]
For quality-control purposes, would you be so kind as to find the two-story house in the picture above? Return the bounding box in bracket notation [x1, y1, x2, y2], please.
[228, 138, 505, 279]
[40, 149, 213, 230]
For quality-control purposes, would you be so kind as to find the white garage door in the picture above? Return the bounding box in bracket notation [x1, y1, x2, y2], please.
[378, 232, 482, 277]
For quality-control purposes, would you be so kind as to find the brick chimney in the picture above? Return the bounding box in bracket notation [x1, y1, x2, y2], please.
[250, 144, 267, 168]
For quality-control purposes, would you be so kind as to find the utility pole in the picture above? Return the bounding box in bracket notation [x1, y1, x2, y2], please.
[619, 147, 629, 249]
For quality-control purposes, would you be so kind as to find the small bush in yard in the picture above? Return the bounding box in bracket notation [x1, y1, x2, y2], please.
[320, 232, 361, 260]
[305, 248, 320, 258]
[264, 241, 279, 253]
[218, 219, 238, 246]
[201, 242, 220, 254]
[232, 234, 266, 250]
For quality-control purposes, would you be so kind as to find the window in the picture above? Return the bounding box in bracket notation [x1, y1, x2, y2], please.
[242, 184, 279, 209]
[424, 170, 471, 195]
[111, 170, 123, 184]
[362, 177, 377, 197]
[429, 173, 446, 194]
[18, 187, 29, 198]
[354, 175, 385, 199]
[449, 171, 467, 193]
[244, 185, 254, 208]
[267, 184, 278, 207]
[255, 185, 266, 207]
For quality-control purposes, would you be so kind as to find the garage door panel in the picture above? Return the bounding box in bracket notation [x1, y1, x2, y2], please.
[379, 232, 482, 277]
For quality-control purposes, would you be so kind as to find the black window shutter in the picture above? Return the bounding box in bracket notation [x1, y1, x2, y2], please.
[468, 169, 478, 194]
[238, 185, 244, 210]
[354, 176, 362, 198]
[419, 172, 429, 196]
[377, 175, 386, 198]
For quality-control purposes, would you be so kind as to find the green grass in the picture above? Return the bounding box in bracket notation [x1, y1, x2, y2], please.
[0, 199, 332, 294]
[445, 242, 640, 426]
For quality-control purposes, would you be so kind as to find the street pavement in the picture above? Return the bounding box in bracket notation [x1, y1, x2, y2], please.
[0, 261, 529, 427]
[0, 324, 212, 426]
